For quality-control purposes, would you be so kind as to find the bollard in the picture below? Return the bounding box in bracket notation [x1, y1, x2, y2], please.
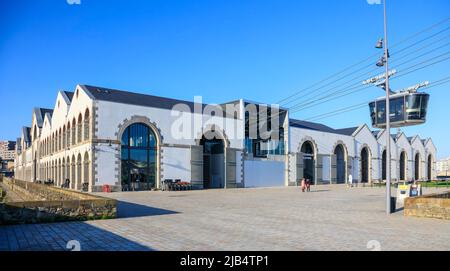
[390, 196, 396, 213]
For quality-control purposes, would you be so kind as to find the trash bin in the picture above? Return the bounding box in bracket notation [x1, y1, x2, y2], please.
[390, 196, 396, 213]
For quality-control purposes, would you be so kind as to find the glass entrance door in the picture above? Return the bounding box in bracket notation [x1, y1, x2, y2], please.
[121, 123, 157, 191]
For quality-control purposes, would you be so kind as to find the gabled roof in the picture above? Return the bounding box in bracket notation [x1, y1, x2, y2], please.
[408, 135, 425, 148]
[334, 127, 359, 136]
[43, 111, 53, 127]
[64, 91, 74, 101]
[408, 136, 419, 144]
[289, 119, 337, 134]
[82, 85, 207, 111]
[33, 107, 53, 128]
[290, 120, 366, 137]
[373, 129, 398, 142]
[423, 138, 435, 149]
[372, 130, 381, 138]
[21, 127, 31, 143]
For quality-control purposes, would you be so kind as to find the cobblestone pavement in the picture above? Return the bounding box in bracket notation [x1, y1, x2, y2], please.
[1, 186, 450, 251]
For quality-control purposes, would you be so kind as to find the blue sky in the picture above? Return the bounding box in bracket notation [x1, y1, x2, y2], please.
[0, 0, 449, 158]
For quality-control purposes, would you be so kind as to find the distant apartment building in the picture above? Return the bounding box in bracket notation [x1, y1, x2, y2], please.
[436, 157, 450, 177]
[0, 140, 16, 161]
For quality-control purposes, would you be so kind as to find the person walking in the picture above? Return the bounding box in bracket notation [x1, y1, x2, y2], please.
[300, 178, 306, 192]
[348, 174, 353, 188]
[306, 178, 311, 192]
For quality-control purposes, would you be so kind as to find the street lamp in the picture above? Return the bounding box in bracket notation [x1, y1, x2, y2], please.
[375, 0, 393, 215]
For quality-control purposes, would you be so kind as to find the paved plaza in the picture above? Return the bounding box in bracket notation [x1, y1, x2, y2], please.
[1, 186, 450, 251]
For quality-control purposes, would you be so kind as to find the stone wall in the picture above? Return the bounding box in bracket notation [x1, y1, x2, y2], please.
[404, 192, 450, 220]
[0, 187, 5, 203]
[4, 178, 106, 200]
[0, 178, 117, 225]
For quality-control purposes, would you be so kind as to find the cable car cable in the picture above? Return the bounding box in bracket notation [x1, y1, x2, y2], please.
[287, 55, 450, 115]
[281, 32, 450, 108]
[289, 52, 450, 112]
[275, 17, 449, 105]
[246, 54, 449, 130]
[304, 77, 450, 122]
[247, 20, 450, 129]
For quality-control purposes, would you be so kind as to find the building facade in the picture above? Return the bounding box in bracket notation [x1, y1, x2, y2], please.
[14, 85, 437, 192]
[436, 157, 450, 177]
[0, 141, 16, 161]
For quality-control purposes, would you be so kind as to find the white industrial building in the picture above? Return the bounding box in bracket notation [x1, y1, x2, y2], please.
[14, 84, 437, 192]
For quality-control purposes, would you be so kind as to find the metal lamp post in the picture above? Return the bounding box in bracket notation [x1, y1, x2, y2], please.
[382, 0, 392, 215]
[366, 0, 431, 213]
[370, 0, 392, 214]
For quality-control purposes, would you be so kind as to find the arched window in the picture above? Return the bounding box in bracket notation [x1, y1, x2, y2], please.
[67, 123, 71, 147]
[77, 114, 83, 143]
[72, 119, 76, 145]
[56, 130, 59, 152]
[51, 134, 54, 154]
[59, 128, 62, 151]
[120, 123, 157, 191]
[62, 126, 66, 149]
[84, 109, 90, 141]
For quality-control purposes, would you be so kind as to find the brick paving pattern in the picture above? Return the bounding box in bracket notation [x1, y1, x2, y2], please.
[1, 186, 449, 251]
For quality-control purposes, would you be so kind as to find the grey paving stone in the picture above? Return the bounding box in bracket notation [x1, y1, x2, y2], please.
[1, 186, 450, 251]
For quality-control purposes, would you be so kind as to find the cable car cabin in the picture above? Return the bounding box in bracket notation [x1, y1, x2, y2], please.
[369, 92, 429, 129]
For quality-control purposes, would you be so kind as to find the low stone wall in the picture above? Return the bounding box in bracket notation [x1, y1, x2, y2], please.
[404, 192, 450, 220]
[0, 187, 5, 203]
[3, 178, 98, 201]
[0, 178, 117, 225]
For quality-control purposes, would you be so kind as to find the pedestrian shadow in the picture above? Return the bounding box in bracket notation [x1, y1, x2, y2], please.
[117, 201, 179, 219]
[0, 221, 154, 251]
[308, 189, 331, 193]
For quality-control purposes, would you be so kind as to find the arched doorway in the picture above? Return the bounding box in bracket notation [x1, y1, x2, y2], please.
[301, 141, 315, 184]
[83, 152, 90, 191]
[382, 150, 387, 181]
[57, 159, 61, 186]
[77, 154, 82, 190]
[400, 151, 407, 181]
[66, 157, 70, 187]
[200, 135, 225, 189]
[334, 144, 346, 184]
[62, 158, 65, 187]
[33, 152, 37, 182]
[360, 147, 370, 183]
[427, 154, 432, 181]
[415, 153, 420, 181]
[120, 123, 158, 191]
